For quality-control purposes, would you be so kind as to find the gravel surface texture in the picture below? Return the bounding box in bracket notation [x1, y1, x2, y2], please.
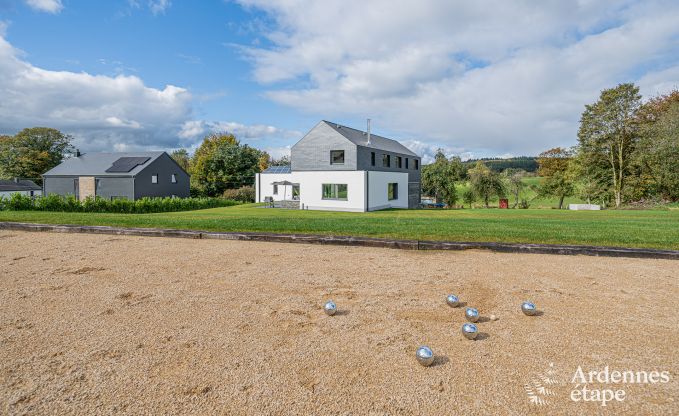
[1, 230, 677, 415]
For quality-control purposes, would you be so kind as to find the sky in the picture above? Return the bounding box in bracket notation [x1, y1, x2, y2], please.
[0, 0, 677, 162]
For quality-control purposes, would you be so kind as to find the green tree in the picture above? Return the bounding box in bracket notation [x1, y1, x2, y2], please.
[170, 148, 190, 172]
[467, 161, 506, 208]
[577, 83, 641, 207]
[634, 91, 679, 201]
[189, 133, 266, 196]
[462, 188, 475, 208]
[537, 148, 575, 209]
[504, 168, 526, 208]
[421, 149, 463, 207]
[0, 127, 73, 184]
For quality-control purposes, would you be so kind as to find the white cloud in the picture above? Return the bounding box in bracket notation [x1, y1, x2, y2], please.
[148, 0, 170, 15]
[179, 120, 300, 142]
[0, 33, 192, 150]
[126, 0, 171, 15]
[237, 0, 679, 156]
[24, 0, 62, 13]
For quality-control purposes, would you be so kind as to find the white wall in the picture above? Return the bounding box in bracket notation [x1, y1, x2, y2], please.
[258, 170, 409, 212]
[367, 171, 409, 211]
[258, 171, 366, 212]
[0, 190, 42, 198]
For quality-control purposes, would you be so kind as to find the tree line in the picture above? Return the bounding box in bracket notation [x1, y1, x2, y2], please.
[423, 83, 679, 209]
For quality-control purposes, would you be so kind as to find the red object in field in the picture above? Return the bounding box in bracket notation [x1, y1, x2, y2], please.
[499, 199, 509, 209]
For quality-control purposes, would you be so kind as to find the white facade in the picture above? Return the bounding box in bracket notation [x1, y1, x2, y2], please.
[256, 170, 408, 212]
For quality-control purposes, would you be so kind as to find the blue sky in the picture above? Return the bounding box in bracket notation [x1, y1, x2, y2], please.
[1, 0, 678, 162]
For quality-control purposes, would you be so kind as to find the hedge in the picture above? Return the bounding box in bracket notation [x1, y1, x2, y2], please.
[0, 193, 240, 214]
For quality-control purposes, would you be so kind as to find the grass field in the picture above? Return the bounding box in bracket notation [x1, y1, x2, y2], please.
[456, 177, 587, 209]
[1, 204, 678, 250]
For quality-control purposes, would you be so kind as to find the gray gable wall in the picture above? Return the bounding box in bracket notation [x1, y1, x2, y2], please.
[134, 152, 190, 199]
[291, 121, 358, 171]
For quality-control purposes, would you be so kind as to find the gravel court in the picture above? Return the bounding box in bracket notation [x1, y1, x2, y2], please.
[0, 230, 677, 415]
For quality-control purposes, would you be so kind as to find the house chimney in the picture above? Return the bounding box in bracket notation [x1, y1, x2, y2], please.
[367, 118, 371, 146]
[75, 149, 81, 157]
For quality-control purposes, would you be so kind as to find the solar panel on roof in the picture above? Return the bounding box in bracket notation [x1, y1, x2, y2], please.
[262, 165, 291, 174]
[105, 157, 151, 173]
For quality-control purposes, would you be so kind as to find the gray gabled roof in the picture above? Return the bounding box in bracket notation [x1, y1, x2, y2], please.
[0, 179, 41, 191]
[322, 121, 419, 157]
[43, 151, 165, 177]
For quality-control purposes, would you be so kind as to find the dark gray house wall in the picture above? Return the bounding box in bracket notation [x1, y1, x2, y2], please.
[44, 176, 136, 200]
[44, 176, 78, 197]
[356, 145, 421, 183]
[291, 122, 358, 171]
[134, 153, 190, 199]
[97, 177, 135, 200]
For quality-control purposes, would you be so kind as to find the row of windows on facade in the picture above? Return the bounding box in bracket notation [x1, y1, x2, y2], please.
[330, 150, 418, 170]
[151, 174, 179, 184]
[273, 183, 398, 201]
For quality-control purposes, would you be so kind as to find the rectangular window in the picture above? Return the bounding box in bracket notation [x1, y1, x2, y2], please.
[382, 154, 390, 167]
[171, 174, 177, 184]
[388, 183, 398, 200]
[322, 183, 348, 200]
[415, 160, 419, 170]
[330, 150, 345, 165]
[405, 158, 409, 169]
[151, 174, 158, 184]
[371, 152, 375, 166]
[395, 156, 402, 169]
[273, 184, 278, 195]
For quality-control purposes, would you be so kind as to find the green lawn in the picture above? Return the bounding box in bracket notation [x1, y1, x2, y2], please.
[1, 204, 678, 250]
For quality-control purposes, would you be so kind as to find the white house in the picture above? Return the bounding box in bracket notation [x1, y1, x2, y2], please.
[0, 178, 42, 198]
[255, 121, 421, 212]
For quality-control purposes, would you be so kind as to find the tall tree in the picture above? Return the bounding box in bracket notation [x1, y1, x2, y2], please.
[537, 147, 575, 209]
[634, 91, 679, 201]
[467, 161, 506, 208]
[503, 168, 526, 208]
[421, 149, 463, 207]
[577, 83, 641, 207]
[190, 133, 266, 196]
[170, 148, 190, 172]
[0, 127, 73, 184]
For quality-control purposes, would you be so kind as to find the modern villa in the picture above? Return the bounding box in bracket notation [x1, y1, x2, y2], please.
[42, 151, 190, 201]
[255, 120, 421, 212]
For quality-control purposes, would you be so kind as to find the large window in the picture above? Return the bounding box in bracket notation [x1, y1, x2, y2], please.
[395, 156, 402, 168]
[382, 154, 390, 167]
[322, 183, 348, 200]
[388, 183, 398, 200]
[330, 150, 345, 165]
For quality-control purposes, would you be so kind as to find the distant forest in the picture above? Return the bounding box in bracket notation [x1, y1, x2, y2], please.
[462, 156, 538, 173]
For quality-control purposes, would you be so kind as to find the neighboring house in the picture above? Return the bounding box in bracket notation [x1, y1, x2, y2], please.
[255, 121, 421, 212]
[0, 178, 42, 198]
[43, 152, 190, 201]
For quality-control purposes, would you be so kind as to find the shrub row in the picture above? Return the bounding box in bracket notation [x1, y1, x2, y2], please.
[0, 193, 240, 214]
[222, 186, 255, 203]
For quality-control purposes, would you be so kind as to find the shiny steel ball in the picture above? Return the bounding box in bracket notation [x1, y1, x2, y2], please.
[461, 323, 478, 340]
[521, 301, 537, 316]
[324, 300, 337, 316]
[416, 346, 435, 367]
[446, 294, 460, 308]
[465, 307, 480, 323]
